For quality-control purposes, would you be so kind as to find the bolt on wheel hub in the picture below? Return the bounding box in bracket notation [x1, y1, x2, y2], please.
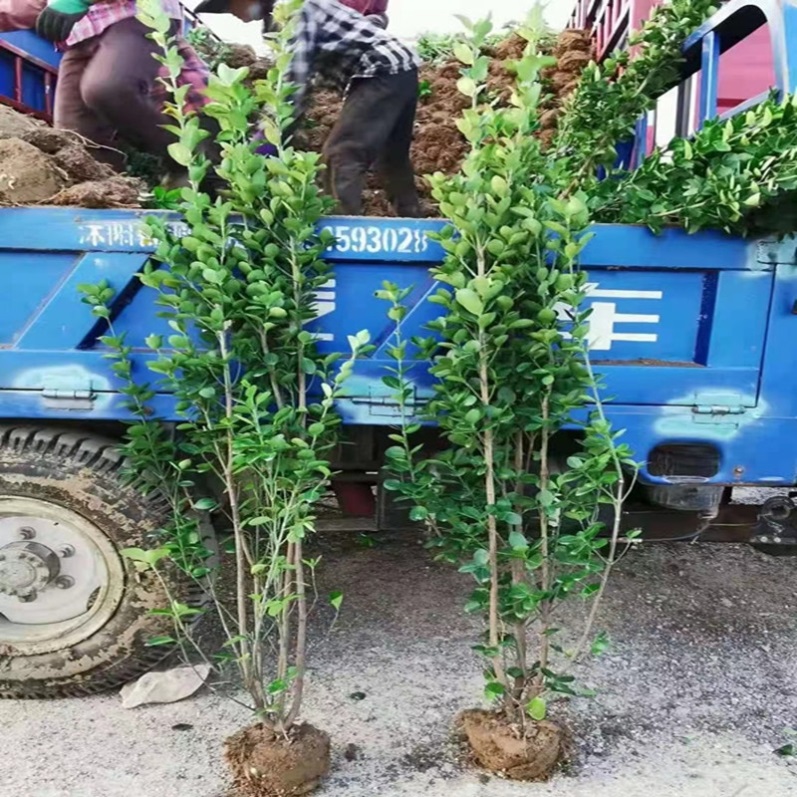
[0, 541, 61, 599]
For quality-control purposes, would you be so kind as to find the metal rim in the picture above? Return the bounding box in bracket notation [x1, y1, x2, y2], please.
[0, 496, 125, 655]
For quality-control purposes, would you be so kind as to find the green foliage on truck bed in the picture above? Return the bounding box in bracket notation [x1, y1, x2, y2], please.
[548, 0, 797, 237]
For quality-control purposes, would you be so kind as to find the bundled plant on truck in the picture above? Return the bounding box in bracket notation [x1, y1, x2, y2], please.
[187, 24, 232, 71]
[591, 92, 797, 235]
[81, 1, 368, 795]
[415, 25, 524, 64]
[552, 0, 719, 188]
[380, 9, 637, 781]
[549, 0, 797, 236]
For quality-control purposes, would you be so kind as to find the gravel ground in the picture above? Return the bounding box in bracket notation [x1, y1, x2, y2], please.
[4, 532, 797, 797]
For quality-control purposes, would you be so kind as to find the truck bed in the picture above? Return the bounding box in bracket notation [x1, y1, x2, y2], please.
[1, 206, 795, 486]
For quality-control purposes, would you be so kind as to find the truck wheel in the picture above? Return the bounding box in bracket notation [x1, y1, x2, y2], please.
[0, 427, 211, 699]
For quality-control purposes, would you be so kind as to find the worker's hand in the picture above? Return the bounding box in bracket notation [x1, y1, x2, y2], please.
[35, 0, 91, 42]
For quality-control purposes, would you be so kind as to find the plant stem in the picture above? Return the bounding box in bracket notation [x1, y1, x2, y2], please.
[534, 393, 552, 698]
[275, 540, 294, 722]
[511, 431, 528, 712]
[218, 329, 253, 697]
[285, 538, 307, 729]
[475, 242, 507, 694]
[572, 354, 625, 662]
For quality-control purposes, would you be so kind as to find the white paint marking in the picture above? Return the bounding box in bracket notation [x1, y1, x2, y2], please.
[310, 279, 336, 342]
[585, 283, 663, 300]
[611, 333, 659, 343]
[588, 302, 662, 351]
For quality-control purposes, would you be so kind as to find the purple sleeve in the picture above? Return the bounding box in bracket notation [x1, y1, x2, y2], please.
[252, 129, 278, 157]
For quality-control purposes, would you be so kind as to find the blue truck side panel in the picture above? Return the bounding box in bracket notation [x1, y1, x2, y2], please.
[0, 208, 795, 487]
[0, 1, 794, 486]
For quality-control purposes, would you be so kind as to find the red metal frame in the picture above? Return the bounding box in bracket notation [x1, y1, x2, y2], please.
[568, 0, 633, 60]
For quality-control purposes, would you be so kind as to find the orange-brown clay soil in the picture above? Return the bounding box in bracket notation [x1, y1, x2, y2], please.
[298, 30, 593, 216]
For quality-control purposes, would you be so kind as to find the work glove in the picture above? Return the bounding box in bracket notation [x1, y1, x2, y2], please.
[35, 0, 91, 42]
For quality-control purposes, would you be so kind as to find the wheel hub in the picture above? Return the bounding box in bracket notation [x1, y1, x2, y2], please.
[0, 541, 61, 598]
[0, 501, 120, 638]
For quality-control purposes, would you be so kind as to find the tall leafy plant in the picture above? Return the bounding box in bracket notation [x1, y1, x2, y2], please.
[81, 4, 367, 790]
[380, 11, 636, 775]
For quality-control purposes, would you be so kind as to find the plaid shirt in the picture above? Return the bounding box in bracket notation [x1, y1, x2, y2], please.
[287, 0, 418, 111]
[66, 0, 183, 46]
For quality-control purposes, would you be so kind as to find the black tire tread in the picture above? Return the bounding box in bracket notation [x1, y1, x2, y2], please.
[0, 425, 210, 699]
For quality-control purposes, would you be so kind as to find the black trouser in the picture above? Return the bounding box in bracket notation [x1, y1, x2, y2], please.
[323, 68, 420, 217]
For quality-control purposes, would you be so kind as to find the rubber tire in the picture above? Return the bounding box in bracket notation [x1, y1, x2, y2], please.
[0, 426, 212, 699]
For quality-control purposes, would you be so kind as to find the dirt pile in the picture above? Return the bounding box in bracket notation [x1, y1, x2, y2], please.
[0, 106, 143, 208]
[300, 29, 593, 217]
[0, 137, 64, 204]
[213, 43, 273, 84]
[539, 29, 593, 148]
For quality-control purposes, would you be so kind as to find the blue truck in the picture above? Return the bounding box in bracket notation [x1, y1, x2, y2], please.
[1, 0, 797, 697]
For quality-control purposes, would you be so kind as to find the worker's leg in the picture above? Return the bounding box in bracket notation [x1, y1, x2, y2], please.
[323, 70, 416, 216]
[53, 42, 124, 169]
[78, 17, 182, 161]
[375, 69, 421, 217]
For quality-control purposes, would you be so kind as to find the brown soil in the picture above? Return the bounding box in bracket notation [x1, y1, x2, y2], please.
[18, 126, 75, 154]
[224, 43, 259, 69]
[224, 723, 331, 797]
[0, 138, 65, 203]
[0, 106, 143, 208]
[218, 44, 274, 84]
[297, 29, 594, 217]
[0, 106, 40, 140]
[53, 144, 116, 183]
[458, 709, 566, 781]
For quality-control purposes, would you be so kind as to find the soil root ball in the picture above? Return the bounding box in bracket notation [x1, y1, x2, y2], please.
[48, 175, 144, 208]
[458, 708, 566, 781]
[0, 137, 66, 203]
[0, 105, 147, 207]
[54, 144, 115, 183]
[224, 723, 331, 797]
[556, 29, 594, 53]
[224, 43, 257, 68]
[19, 127, 76, 154]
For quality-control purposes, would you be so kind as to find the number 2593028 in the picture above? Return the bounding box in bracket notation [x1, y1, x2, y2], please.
[328, 225, 430, 255]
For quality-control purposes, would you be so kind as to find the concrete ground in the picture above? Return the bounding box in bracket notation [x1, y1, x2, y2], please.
[4, 531, 797, 797]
